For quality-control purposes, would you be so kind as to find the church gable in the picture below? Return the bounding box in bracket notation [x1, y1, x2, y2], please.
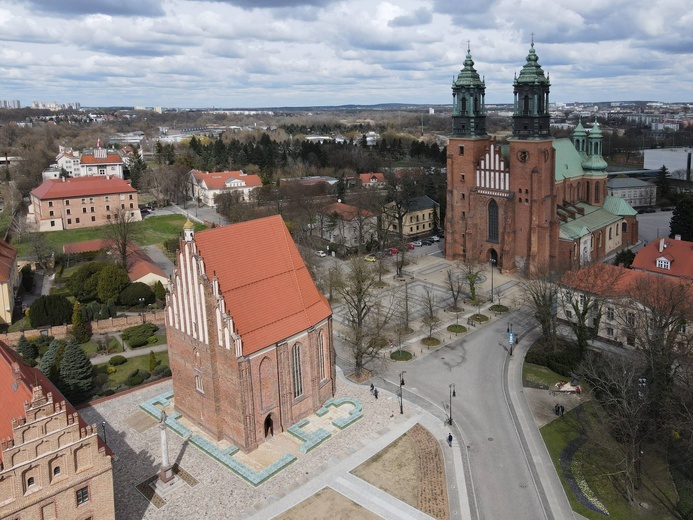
[476, 142, 510, 191]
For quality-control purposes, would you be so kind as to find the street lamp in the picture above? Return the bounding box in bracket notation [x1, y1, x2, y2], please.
[448, 383, 456, 425]
[102, 421, 107, 446]
[507, 323, 515, 356]
[490, 257, 496, 304]
[399, 371, 407, 414]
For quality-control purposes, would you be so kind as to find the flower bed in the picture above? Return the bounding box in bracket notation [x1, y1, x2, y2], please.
[560, 436, 609, 516]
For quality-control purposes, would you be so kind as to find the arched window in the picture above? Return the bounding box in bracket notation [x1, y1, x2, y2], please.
[27, 477, 35, 487]
[586, 181, 591, 202]
[318, 332, 326, 381]
[53, 466, 61, 476]
[523, 95, 530, 114]
[595, 182, 600, 203]
[488, 200, 499, 243]
[622, 222, 628, 233]
[292, 343, 303, 398]
[461, 97, 467, 114]
[195, 375, 204, 393]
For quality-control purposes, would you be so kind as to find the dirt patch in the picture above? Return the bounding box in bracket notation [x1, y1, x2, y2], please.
[525, 387, 586, 428]
[347, 369, 374, 384]
[276, 487, 379, 520]
[352, 423, 449, 520]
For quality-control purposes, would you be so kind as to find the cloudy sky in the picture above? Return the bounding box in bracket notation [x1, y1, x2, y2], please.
[1, 0, 690, 108]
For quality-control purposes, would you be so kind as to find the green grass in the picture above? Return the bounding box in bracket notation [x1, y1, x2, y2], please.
[390, 350, 412, 361]
[421, 337, 441, 346]
[490, 304, 509, 312]
[12, 214, 206, 257]
[541, 401, 679, 519]
[447, 324, 467, 333]
[97, 351, 169, 387]
[81, 338, 123, 355]
[523, 362, 565, 389]
[470, 313, 489, 322]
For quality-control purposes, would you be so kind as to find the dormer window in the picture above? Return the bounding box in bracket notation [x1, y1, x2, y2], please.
[656, 257, 671, 270]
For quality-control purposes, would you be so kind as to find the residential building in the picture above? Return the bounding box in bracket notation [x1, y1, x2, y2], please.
[189, 170, 262, 206]
[607, 177, 657, 208]
[358, 173, 386, 189]
[29, 176, 141, 232]
[631, 236, 693, 280]
[48, 146, 124, 181]
[384, 195, 440, 239]
[0, 341, 115, 520]
[0, 240, 19, 326]
[166, 216, 334, 452]
[445, 44, 639, 273]
[318, 202, 377, 248]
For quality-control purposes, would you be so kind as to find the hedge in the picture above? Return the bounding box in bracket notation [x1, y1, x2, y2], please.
[122, 323, 159, 348]
[108, 355, 127, 366]
[125, 375, 145, 387]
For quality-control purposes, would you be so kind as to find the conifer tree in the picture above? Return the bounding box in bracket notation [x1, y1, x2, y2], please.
[39, 340, 61, 383]
[59, 340, 93, 403]
[72, 302, 89, 344]
[17, 335, 38, 364]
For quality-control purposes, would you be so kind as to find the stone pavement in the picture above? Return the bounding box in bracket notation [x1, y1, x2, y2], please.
[79, 366, 470, 519]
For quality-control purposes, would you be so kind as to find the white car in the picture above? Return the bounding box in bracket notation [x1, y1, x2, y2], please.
[315, 250, 327, 257]
[431, 236, 440, 242]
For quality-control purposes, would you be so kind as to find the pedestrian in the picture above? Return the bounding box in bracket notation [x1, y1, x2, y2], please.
[370, 383, 374, 395]
[560, 405, 565, 416]
[447, 433, 453, 447]
[554, 403, 559, 416]
[374, 388, 378, 399]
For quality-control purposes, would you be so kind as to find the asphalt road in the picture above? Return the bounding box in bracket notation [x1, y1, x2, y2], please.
[367, 308, 549, 520]
[636, 209, 673, 246]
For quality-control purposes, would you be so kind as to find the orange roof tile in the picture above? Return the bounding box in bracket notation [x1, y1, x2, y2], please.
[62, 239, 111, 255]
[31, 176, 136, 200]
[193, 215, 331, 356]
[0, 341, 96, 465]
[324, 202, 374, 220]
[191, 170, 262, 191]
[81, 153, 122, 165]
[631, 238, 693, 279]
[359, 172, 385, 184]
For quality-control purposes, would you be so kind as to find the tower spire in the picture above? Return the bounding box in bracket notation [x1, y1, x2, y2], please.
[512, 41, 551, 139]
[451, 44, 487, 138]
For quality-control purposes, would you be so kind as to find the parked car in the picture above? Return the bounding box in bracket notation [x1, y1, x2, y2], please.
[364, 255, 377, 262]
[661, 206, 674, 211]
[430, 236, 440, 242]
[390, 247, 400, 255]
[140, 208, 151, 215]
[406, 243, 416, 250]
[315, 250, 327, 257]
[412, 241, 423, 247]
[421, 238, 434, 246]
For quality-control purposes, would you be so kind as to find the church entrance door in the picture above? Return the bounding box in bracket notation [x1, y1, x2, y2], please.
[488, 248, 499, 267]
[264, 415, 274, 438]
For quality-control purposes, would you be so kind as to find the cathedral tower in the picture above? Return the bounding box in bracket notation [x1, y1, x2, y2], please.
[512, 42, 551, 139]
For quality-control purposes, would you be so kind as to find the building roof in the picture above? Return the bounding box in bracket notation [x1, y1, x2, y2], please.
[31, 176, 136, 200]
[0, 340, 95, 465]
[607, 177, 653, 189]
[559, 202, 622, 240]
[553, 138, 587, 181]
[602, 195, 638, 216]
[324, 202, 374, 221]
[193, 215, 331, 356]
[359, 173, 385, 184]
[0, 239, 17, 283]
[632, 237, 693, 279]
[191, 170, 262, 191]
[81, 150, 123, 165]
[405, 195, 439, 212]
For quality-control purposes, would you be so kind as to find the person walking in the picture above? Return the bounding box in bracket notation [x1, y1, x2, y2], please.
[447, 433, 453, 447]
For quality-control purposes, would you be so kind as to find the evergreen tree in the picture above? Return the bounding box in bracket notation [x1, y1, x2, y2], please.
[97, 265, 130, 303]
[72, 302, 89, 344]
[148, 350, 158, 372]
[670, 196, 693, 241]
[153, 280, 166, 301]
[29, 295, 73, 328]
[59, 340, 94, 403]
[656, 165, 670, 201]
[39, 340, 61, 382]
[613, 248, 636, 268]
[17, 335, 38, 364]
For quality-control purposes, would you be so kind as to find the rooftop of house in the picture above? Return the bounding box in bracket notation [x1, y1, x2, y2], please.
[193, 215, 331, 356]
[631, 237, 693, 279]
[324, 202, 374, 220]
[31, 176, 136, 200]
[607, 177, 653, 189]
[190, 169, 262, 190]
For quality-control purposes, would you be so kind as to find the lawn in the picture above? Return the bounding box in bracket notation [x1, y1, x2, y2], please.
[541, 400, 680, 519]
[12, 214, 206, 257]
[96, 351, 169, 388]
[523, 362, 565, 389]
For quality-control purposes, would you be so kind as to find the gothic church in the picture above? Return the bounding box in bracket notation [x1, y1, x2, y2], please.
[445, 43, 639, 273]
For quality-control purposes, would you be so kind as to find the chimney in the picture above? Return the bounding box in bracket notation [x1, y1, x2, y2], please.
[675, 234, 681, 240]
[659, 238, 664, 253]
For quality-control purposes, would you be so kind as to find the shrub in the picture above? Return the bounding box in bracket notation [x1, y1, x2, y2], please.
[140, 371, 151, 380]
[108, 355, 127, 366]
[127, 368, 140, 378]
[148, 336, 158, 345]
[101, 389, 115, 396]
[160, 366, 172, 377]
[29, 295, 73, 328]
[68, 262, 108, 302]
[152, 364, 168, 376]
[106, 366, 117, 374]
[97, 265, 130, 303]
[93, 373, 109, 386]
[119, 282, 155, 307]
[125, 375, 144, 387]
[122, 323, 158, 348]
[148, 351, 158, 372]
[153, 280, 166, 300]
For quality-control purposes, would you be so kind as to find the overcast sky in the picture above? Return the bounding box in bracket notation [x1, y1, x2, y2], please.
[1, 0, 690, 108]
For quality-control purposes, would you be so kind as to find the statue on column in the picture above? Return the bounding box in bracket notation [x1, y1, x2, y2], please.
[158, 411, 174, 483]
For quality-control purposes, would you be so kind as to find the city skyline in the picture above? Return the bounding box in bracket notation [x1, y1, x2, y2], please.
[1, 0, 691, 108]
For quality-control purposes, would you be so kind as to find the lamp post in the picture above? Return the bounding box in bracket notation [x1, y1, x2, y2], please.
[448, 383, 456, 425]
[507, 323, 515, 356]
[490, 257, 496, 304]
[102, 421, 107, 446]
[399, 371, 406, 414]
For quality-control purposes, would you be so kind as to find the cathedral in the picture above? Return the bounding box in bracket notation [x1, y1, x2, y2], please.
[444, 43, 639, 274]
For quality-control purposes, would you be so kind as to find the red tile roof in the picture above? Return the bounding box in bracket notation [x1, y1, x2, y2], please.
[359, 172, 385, 184]
[191, 170, 262, 191]
[631, 238, 693, 279]
[81, 153, 122, 165]
[193, 215, 331, 356]
[324, 202, 374, 220]
[62, 239, 112, 255]
[0, 341, 95, 465]
[31, 176, 136, 200]
[0, 239, 17, 283]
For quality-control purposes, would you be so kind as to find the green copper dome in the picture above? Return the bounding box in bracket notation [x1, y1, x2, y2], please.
[589, 120, 603, 137]
[514, 43, 550, 86]
[454, 50, 485, 88]
[573, 118, 586, 137]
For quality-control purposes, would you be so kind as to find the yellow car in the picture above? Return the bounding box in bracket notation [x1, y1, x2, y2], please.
[364, 255, 377, 262]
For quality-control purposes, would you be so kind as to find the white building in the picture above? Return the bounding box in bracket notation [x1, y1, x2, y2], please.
[45, 146, 124, 181]
[607, 177, 657, 208]
[189, 169, 263, 206]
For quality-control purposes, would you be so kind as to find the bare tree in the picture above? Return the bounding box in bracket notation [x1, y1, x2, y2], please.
[520, 268, 560, 351]
[445, 268, 464, 311]
[421, 286, 441, 340]
[459, 260, 485, 302]
[27, 232, 53, 270]
[105, 208, 141, 267]
[580, 351, 650, 502]
[336, 259, 395, 377]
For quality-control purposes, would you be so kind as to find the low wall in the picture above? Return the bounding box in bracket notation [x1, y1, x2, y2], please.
[1, 310, 166, 345]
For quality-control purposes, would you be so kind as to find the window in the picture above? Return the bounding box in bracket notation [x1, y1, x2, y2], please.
[607, 307, 614, 320]
[66, 209, 71, 215]
[460, 174, 465, 182]
[292, 344, 303, 398]
[90, 207, 95, 213]
[48, 201, 53, 207]
[53, 466, 61, 476]
[76, 486, 89, 505]
[121, 204, 125, 209]
[459, 145, 464, 156]
[81, 198, 86, 204]
[195, 375, 204, 393]
[566, 310, 573, 319]
[626, 335, 635, 346]
[50, 221, 55, 227]
[105, 196, 110, 202]
[608, 228, 612, 240]
[129, 194, 133, 200]
[579, 294, 585, 305]
[91, 216, 95, 222]
[595, 182, 600, 203]
[65, 200, 70, 205]
[616, 224, 620, 236]
[82, 208, 87, 214]
[318, 332, 326, 380]
[106, 215, 111, 220]
[487, 199, 499, 242]
[27, 476, 35, 487]
[106, 205, 110, 211]
[130, 203, 133, 209]
[627, 312, 635, 327]
[76, 218, 80, 223]
[606, 327, 614, 337]
[89, 197, 94, 203]
[656, 259, 670, 269]
[49, 210, 54, 217]
[98, 168, 106, 175]
[67, 219, 72, 225]
[679, 322, 687, 334]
